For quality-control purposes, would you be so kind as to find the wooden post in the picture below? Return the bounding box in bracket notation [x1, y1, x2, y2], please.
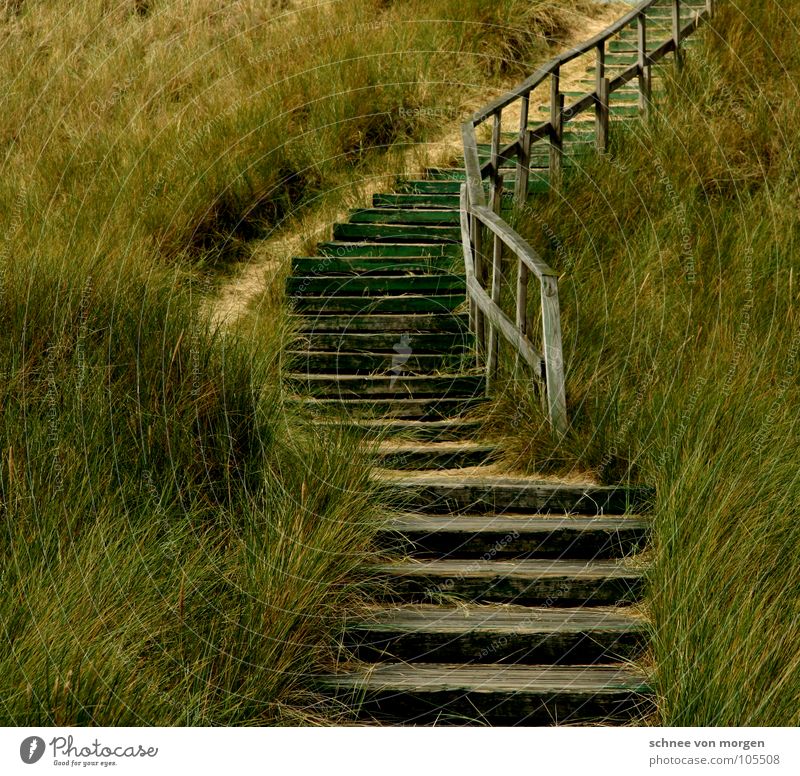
[489, 112, 502, 207]
[486, 179, 504, 391]
[595, 41, 606, 151]
[514, 94, 531, 206]
[549, 66, 563, 186]
[540, 275, 567, 435]
[597, 76, 610, 153]
[637, 13, 651, 119]
[471, 212, 486, 361]
[706, 0, 714, 16]
[672, 0, 682, 72]
[516, 259, 529, 339]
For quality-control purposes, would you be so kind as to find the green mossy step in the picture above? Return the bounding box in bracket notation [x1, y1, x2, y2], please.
[288, 351, 465, 375]
[317, 241, 460, 258]
[373, 193, 461, 208]
[292, 312, 469, 333]
[286, 274, 465, 296]
[349, 208, 461, 226]
[290, 294, 464, 315]
[332, 222, 461, 243]
[295, 331, 471, 354]
[396, 178, 550, 195]
[291, 256, 458, 275]
[345, 604, 647, 665]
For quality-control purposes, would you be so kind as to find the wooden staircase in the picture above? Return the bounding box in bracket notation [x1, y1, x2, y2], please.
[284, 0, 709, 725]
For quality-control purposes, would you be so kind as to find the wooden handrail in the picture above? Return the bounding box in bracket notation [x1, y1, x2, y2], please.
[470, 0, 665, 125]
[460, 0, 716, 433]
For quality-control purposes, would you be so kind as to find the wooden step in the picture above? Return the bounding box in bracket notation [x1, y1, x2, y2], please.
[297, 397, 485, 420]
[292, 312, 469, 333]
[288, 350, 466, 375]
[339, 417, 482, 442]
[316, 663, 652, 725]
[295, 331, 471, 354]
[350, 208, 460, 226]
[377, 513, 648, 558]
[317, 241, 461, 258]
[379, 475, 652, 515]
[332, 222, 461, 243]
[369, 558, 643, 606]
[396, 178, 550, 195]
[291, 256, 457, 275]
[374, 193, 460, 209]
[375, 441, 497, 470]
[286, 274, 465, 296]
[345, 604, 647, 664]
[290, 294, 464, 315]
[289, 373, 484, 399]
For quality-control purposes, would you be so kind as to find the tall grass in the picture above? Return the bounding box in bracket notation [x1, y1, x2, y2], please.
[490, 0, 800, 725]
[0, 0, 592, 724]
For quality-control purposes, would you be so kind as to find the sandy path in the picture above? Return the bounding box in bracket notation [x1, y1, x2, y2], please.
[206, 1, 629, 329]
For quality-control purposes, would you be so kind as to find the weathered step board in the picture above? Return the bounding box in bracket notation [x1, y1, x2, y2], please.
[375, 441, 497, 470]
[297, 396, 486, 420]
[377, 513, 648, 558]
[380, 476, 652, 515]
[369, 558, 643, 606]
[346, 604, 647, 664]
[317, 663, 652, 725]
[289, 373, 485, 399]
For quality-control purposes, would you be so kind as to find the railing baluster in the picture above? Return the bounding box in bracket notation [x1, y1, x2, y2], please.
[637, 12, 651, 118]
[672, 0, 682, 72]
[595, 41, 605, 151]
[540, 275, 567, 435]
[471, 213, 486, 362]
[486, 178, 504, 391]
[514, 94, 531, 205]
[489, 112, 502, 206]
[549, 65, 563, 185]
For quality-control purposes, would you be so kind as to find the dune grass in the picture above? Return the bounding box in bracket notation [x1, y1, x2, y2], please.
[487, 0, 800, 725]
[0, 0, 597, 725]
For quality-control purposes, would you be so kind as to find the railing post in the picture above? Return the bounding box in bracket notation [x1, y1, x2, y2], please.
[489, 112, 502, 207]
[549, 65, 563, 186]
[595, 41, 606, 152]
[516, 260, 529, 339]
[672, 0, 682, 72]
[637, 12, 651, 119]
[514, 94, 531, 206]
[706, 0, 714, 16]
[486, 177, 504, 392]
[597, 77, 610, 153]
[540, 275, 567, 435]
[471, 213, 487, 363]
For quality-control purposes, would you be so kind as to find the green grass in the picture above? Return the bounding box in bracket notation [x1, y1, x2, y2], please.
[487, 0, 800, 725]
[0, 0, 596, 725]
